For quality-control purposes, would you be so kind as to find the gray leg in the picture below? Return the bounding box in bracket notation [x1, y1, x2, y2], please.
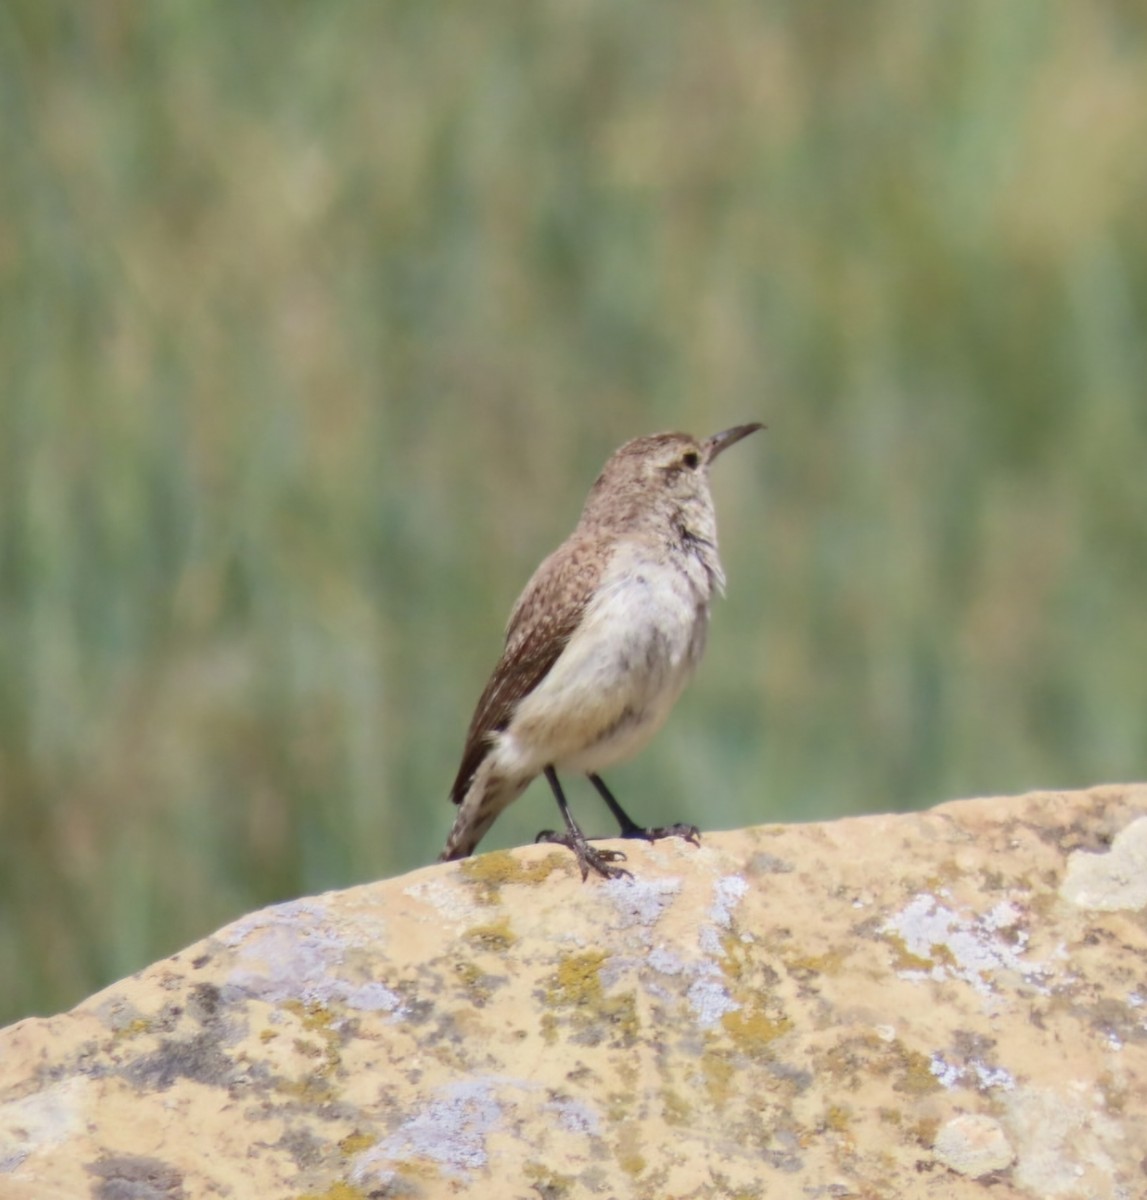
[588, 774, 701, 846]
[535, 767, 632, 881]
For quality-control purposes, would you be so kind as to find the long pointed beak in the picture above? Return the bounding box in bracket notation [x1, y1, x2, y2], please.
[703, 422, 765, 464]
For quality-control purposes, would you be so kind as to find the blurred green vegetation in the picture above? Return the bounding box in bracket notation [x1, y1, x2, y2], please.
[2, 1, 1146, 1023]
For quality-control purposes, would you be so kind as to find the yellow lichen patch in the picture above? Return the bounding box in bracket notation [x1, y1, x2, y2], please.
[819, 1031, 940, 1099]
[463, 917, 517, 952]
[1028, 889, 1060, 920]
[524, 1163, 575, 1196]
[386, 1159, 442, 1185]
[661, 1087, 691, 1126]
[112, 1017, 154, 1040]
[619, 996, 643, 1045]
[276, 1074, 337, 1104]
[822, 1031, 886, 1083]
[296, 1183, 366, 1200]
[701, 1046, 736, 1109]
[1098, 1071, 1128, 1114]
[784, 950, 846, 977]
[452, 957, 499, 1006]
[928, 941, 957, 968]
[338, 1131, 376, 1155]
[459, 850, 569, 903]
[615, 1056, 638, 1093]
[614, 1123, 647, 1180]
[721, 1006, 793, 1057]
[717, 931, 748, 983]
[715, 929, 790, 1030]
[709, 1174, 765, 1200]
[934, 858, 964, 883]
[282, 1001, 343, 1077]
[284, 1000, 336, 1032]
[547, 951, 606, 1008]
[605, 1090, 634, 1123]
[620, 1155, 646, 1178]
[542, 950, 640, 1046]
[893, 1047, 941, 1096]
[600, 992, 639, 1047]
[453, 960, 483, 988]
[884, 932, 935, 972]
[824, 1104, 851, 1133]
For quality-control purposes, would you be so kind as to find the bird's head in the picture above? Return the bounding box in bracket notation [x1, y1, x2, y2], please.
[581, 423, 763, 531]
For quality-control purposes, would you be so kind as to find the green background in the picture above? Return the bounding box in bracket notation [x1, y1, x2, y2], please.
[3, 2, 1146, 1024]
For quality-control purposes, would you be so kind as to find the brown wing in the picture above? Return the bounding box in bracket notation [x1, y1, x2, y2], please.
[450, 534, 606, 804]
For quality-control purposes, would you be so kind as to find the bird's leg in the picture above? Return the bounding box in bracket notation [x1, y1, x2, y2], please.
[588, 774, 702, 846]
[536, 767, 632, 881]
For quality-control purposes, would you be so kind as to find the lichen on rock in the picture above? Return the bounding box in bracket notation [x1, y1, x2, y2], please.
[1, 783, 1145, 1199]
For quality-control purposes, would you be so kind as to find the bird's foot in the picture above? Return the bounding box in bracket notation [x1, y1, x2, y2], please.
[617, 820, 702, 846]
[535, 829, 633, 881]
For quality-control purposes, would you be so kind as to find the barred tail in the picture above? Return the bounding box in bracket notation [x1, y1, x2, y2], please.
[439, 761, 531, 862]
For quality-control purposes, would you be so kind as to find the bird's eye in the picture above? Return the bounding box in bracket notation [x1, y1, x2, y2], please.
[682, 451, 701, 469]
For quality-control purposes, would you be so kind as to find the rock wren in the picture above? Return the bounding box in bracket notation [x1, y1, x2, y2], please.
[440, 423, 763, 879]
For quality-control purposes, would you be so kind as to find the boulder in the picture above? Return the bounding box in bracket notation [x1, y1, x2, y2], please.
[2, 784, 1145, 1199]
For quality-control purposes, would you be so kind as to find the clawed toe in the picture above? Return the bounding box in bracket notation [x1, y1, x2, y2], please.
[580, 844, 632, 881]
[535, 829, 632, 881]
[532, 771, 699, 880]
[653, 822, 702, 846]
[620, 821, 702, 846]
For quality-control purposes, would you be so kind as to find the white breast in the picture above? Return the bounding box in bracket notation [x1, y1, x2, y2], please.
[493, 543, 716, 779]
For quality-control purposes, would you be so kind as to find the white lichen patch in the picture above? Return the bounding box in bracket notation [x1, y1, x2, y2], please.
[929, 1051, 1015, 1092]
[351, 1077, 543, 1184]
[220, 898, 330, 947]
[642, 941, 738, 1025]
[603, 875, 681, 930]
[884, 893, 1048, 996]
[343, 981, 403, 1013]
[6, 787, 1145, 1200]
[221, 896, 389, 952]
[0, 1079, 88, 1173]
[686, 976, 739, 1027]
[224, 901, 401, 1011]
[929, 1053, 963, 1090]
[404, 876, 485, 923]
[710, 875, 749, 928]
[646, 945, 688, 976]
[699, 874, 748, 955]
[1059, 817, 1147, 912]
[648, 875, 749, 1026]
[543, 1097, 601, 1136]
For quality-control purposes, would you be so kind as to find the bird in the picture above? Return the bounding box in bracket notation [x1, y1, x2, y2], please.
[440, 423, 763, 880]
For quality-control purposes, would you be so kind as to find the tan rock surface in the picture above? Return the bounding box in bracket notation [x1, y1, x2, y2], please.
[2, 784, 1146, 1200]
